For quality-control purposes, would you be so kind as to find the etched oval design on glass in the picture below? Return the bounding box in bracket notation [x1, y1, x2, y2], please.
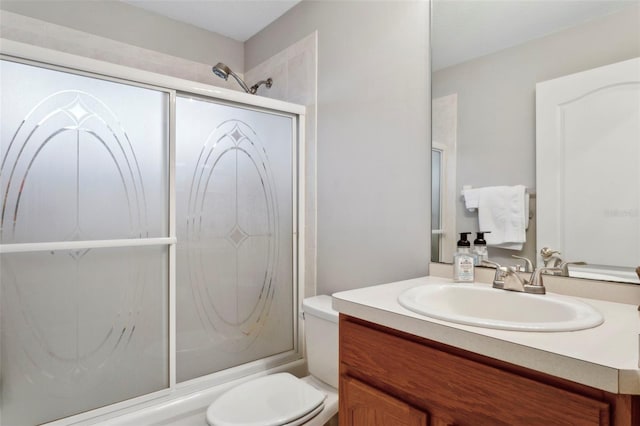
[1, 90, 149, 243]
[0, 86, 153, 397]
[186, 119, 279, 351]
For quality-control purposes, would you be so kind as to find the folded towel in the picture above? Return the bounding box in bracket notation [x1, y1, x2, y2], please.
[476, 185, 527, 251]
[462, 187, 482, 211]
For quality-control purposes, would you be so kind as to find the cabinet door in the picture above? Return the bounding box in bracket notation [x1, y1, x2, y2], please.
[341, 318, 610, 425]
[340, 376, 428, 426]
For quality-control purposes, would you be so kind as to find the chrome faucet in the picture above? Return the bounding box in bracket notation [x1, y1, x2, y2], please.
[482, 258, 555, 295]
[504, 266, 557, 294]
[481, 260, 533, 292]
[539, 247, 586, 277]
[540, 247, 562, 267]
[529, 267, 563, 290]
[502, 266, 529, 292]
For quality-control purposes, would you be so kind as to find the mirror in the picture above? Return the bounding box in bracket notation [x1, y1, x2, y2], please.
[431, 0, 640, 284]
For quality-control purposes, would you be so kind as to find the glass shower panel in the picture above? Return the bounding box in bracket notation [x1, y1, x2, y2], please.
[0, 60, 168, 243]
[175, 96, 294, 382]
[0, 60, 170, 425]
[0, 246, 169, 425]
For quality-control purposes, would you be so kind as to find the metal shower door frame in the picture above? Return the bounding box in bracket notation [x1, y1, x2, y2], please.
[0, 39, 306, 426]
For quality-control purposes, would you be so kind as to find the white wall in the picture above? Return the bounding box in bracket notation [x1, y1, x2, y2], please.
[432, 4, 640, 266]
[246, 1, 431, 295]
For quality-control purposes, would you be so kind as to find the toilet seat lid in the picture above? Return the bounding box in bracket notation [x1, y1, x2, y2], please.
[206, 373, 326, 426]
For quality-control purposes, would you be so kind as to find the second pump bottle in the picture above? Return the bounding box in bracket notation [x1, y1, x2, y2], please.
[453, 231, 491, 283]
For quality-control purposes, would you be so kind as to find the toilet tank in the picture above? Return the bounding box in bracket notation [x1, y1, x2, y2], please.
[302, 295, 338, 389]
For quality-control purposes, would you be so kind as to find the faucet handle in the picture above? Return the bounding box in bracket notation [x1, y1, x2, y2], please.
[540, 247, 561, 261]
[540, 247, 563, 267]
[481, 260, 506, 289]
[481, 260, 500, 269]
[558, 261, 587, 277]
[511, 255, 534, 273]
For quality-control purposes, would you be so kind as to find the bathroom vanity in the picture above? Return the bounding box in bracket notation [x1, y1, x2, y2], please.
[333, 277, 640, 425]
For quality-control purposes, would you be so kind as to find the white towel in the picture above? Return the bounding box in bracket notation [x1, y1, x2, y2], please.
[462, 187, 482, 211]
[476, 185, 528, 250]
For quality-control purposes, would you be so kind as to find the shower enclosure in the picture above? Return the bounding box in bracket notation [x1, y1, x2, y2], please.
[0, 42, 304, 425]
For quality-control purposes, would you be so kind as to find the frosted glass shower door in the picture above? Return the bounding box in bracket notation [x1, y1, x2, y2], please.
[0, 60, 169, 425]
[176, 96, 294, 382]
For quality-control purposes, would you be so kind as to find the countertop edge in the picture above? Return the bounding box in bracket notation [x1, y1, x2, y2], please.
[620, 369, 640, 394]
[333, 296, 624, 394]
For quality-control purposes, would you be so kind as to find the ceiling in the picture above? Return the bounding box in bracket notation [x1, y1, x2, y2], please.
[121, 0, 635, 66]
[122, 0, 302, 42]
[432, 0, 637, 71]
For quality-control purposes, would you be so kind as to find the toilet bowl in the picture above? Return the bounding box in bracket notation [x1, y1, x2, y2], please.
[206, 295, 339, 426]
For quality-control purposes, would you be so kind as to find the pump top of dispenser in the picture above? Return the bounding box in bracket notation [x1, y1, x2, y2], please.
[457, 232, 472, 247]
[474, 231, 490, 246]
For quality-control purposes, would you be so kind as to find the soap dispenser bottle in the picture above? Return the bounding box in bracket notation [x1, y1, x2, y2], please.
[453, 232, 474, 282]
[473, 231, 490, 265]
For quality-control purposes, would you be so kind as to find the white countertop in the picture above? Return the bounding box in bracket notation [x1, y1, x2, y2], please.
[332, 276, 640, 394]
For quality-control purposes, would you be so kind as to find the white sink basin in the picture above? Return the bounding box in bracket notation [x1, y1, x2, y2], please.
[398, 283, 604, 332]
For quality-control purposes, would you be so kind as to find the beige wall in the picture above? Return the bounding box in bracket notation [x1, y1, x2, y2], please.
[433, 4, 640, 266]
[246, 1, 431, 295]
[0, 0, 243, 71]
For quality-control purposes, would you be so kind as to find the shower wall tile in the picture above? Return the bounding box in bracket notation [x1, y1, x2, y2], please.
[253, 55, 288, 100]
[287, 48, 314, 105]
[0, 11, 241, 90]
[245, 32, 318, 298]
[269, 61, 289, 101]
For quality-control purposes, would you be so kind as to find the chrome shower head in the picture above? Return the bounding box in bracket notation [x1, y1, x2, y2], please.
[211, 61, 272, 95]
[212, 62, 250, 92]
[212, 62, 231, 80]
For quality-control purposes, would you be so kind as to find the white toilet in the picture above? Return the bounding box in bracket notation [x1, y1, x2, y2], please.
[206, 295, 339, 426]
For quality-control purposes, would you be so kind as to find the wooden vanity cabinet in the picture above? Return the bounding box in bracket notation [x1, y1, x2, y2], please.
[339, 315, 639, 426]
[341, 375, 428, 426]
